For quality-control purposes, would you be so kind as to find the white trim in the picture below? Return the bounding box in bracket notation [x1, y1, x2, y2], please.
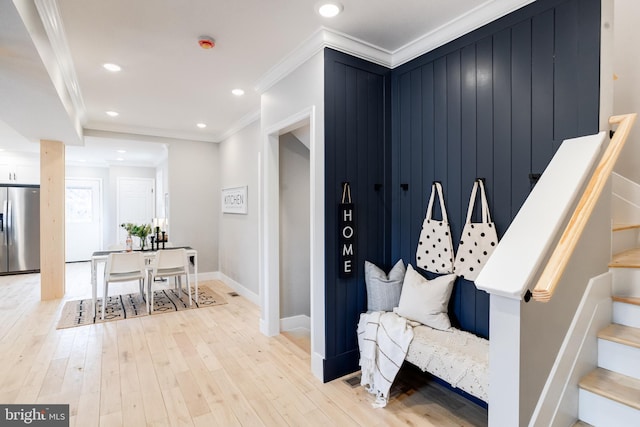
[34, 0, 86, 125]
[261, 106, 324, 381]
[255, 1, 537, 93]
[280, 315, 310, 332]
[255, 27, 392, 94]
[214, 271, 260, 305]
[391, 0, 536, 67]
[86, 121, 217, 144]
[214, 109, 261, 142]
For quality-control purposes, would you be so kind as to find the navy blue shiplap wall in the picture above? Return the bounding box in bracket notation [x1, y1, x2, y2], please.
[391, 0, 600, 338]
[322, 0, 601, 382]
[323, 49, 392, 381]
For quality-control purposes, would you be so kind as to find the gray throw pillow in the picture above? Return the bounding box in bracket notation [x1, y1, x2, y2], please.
[365, 259, 406, 312]
[396, 264, 456, 331]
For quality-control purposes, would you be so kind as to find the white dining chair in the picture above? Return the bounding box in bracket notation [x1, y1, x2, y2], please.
[102, 251, 146, 320]
[147, 248, 191, 313]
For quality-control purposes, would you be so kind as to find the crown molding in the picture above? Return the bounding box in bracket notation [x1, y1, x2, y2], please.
[391, 0, 537, 67]
[33, 0, 86, 127]
[254, 27, 392, 94]
[86, 109, 261, 144]
[85, 121, 218, 143]
[215, 109, 260, 142]
[255, 1, 536, 94]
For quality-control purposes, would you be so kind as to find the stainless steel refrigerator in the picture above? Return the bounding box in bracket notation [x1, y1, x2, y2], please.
[0, 186, 40, 274]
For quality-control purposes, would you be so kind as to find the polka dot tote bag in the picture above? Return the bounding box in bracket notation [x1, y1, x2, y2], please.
[416, 182, 455, 274]
[454, 179, 499, 281]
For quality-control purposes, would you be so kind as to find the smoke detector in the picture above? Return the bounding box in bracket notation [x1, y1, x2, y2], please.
[198, 36, 215, 49]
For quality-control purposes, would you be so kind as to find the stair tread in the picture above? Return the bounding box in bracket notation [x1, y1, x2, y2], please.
[579, 368, 640, 411]
[573, 421, 593, 427]
[598, 323, 640, 349]
[609, 247, 640, 268]
[612, 295, 640, 306]
[612, 223, 640, 232]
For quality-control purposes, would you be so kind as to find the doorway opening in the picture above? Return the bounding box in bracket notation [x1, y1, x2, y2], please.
[116, 177, 155, 246]
[279, 129, 311, 353]
[65, 178, 103, 262]
[261, 106, 325, 379]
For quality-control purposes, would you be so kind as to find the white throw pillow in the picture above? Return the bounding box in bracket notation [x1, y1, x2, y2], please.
[365, 259, 406, 312]
[396, 264, 456, 330]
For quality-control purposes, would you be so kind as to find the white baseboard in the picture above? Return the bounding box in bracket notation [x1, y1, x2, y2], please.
[280, 315, 310, 331]
[312, 352, 324, 381]
[191, 271, 217, 282]
[214, 271, 260, 306]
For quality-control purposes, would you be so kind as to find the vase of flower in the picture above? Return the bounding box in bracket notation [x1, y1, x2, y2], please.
[121, 222, 152, 251]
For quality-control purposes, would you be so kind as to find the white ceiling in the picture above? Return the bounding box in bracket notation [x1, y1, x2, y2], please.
[1, 0, 534, 167]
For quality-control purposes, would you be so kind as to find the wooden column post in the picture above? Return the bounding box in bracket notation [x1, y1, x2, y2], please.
[40, 139, 65, 300]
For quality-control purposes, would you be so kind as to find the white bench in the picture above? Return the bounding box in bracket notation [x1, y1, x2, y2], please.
[405, 324, 489, 403]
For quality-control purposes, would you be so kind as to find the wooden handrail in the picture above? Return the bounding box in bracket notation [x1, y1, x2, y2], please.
[532, 113, 637, 302]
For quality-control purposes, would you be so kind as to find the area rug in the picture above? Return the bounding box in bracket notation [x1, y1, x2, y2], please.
[57, 285, 226, 329]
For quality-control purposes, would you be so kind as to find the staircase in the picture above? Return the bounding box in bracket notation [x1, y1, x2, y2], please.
[576, 225, 640, 426]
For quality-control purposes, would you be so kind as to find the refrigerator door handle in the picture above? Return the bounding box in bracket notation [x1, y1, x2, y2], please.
[1, 200, 5, 234]
[6, 200, 11, 245]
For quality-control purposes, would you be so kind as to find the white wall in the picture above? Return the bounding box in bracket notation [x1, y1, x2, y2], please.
[261, 50, 325, 379]
[218, 119, 261, 296]
[279, 132, 310, 319]
[167, 140, 219, 274]
[613, 0, 640, 183]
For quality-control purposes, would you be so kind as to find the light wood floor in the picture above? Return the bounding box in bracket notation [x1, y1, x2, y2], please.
[0, 262, 487, 426]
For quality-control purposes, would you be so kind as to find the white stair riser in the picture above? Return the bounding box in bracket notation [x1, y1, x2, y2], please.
[579, 389, 640, 427]
[597, 339, 640, 380]
[613, 301, 640, 328]
[612, 228, 640, 256]
[611, 268, 640, 297]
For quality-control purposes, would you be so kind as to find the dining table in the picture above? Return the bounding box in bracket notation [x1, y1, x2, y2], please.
[90, 246, 198, 317]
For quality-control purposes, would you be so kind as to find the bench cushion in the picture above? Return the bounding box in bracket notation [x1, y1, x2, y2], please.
[405, 325, 489, 402]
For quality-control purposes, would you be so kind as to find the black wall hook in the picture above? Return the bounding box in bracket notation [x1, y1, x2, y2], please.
[374, 183, 382, 191]
[400, 183, 409, 191]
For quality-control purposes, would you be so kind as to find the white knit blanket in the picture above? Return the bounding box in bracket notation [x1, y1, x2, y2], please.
[357, 311, 414, 407]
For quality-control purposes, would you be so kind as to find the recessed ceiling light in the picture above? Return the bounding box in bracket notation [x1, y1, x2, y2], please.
[317, 2, 343, 18]
[116, 157, 124, 161]
[106, 111, 119, 117]
[196, 123, 207, 129]
[103, 63, 121, 72]
[117, 149, 126, 154]
[232, 88, 245, 96]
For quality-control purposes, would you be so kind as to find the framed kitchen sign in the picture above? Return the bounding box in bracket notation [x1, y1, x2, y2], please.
[222, 186, 248, 214]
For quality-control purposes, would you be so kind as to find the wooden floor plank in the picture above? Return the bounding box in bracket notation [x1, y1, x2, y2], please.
[0, 262, 488, 426]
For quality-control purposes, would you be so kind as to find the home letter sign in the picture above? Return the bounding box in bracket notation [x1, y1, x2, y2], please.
[339, 183, 355, 278]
